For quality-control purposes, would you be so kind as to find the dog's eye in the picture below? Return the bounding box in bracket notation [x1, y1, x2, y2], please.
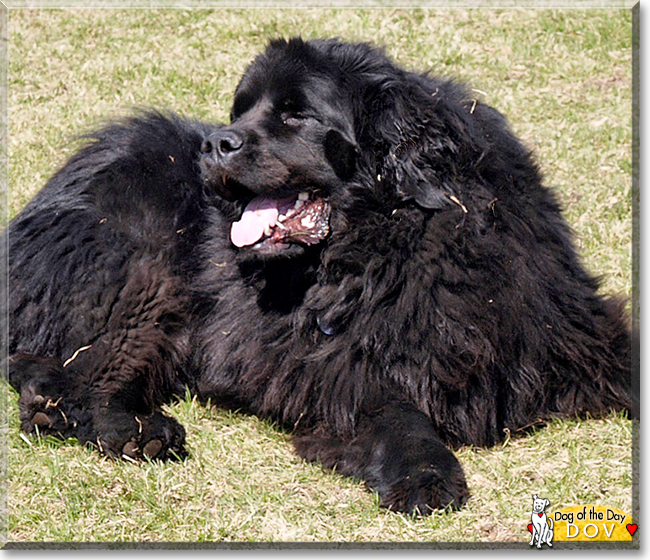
[281, 113, 306, 128]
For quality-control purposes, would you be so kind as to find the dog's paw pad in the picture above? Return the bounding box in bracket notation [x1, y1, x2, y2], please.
[108, 413, 186, 461]
[22, 401, 73, 437]
[122, 441, 139, 458]
[31, 411, 52, 427]
[142, 438, 163, 459]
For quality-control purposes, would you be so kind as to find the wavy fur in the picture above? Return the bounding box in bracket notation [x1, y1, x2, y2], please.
[3, 39, 633, 514]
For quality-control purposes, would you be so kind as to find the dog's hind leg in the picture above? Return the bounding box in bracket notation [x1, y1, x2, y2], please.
[8, 258, 190, 461]
[545, 520, 553, 547]
[294, 400, 469, 515]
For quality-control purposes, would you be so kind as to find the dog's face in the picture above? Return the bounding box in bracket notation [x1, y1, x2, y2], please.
[532, 494, 549, 514]
[200, 39, 359, 256]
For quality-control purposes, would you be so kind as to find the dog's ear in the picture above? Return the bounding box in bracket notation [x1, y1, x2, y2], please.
[544, 499, 550, 508]
[396, 178, 453, 210]
[382, 134, 459, 211]
[532, 494, 538, 500]
[362, 76, 474, 212]
[324, 129, 358, 180]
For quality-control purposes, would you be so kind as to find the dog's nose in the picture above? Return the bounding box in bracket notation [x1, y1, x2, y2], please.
[201, 130, 245, 158]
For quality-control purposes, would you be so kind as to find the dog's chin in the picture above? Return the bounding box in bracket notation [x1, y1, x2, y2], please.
[236, 240, 312, 261]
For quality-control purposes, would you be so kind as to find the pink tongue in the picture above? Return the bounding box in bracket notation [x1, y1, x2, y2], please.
[230, 196, 293, 248]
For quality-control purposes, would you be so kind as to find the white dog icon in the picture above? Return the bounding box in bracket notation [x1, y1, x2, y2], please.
[529, 494, 554, 548]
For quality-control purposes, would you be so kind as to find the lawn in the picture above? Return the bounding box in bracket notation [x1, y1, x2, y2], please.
[2, 6, 636, 546]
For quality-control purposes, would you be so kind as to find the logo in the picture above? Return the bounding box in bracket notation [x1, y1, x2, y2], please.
[525, 496, 636, 543]
[528, 494, 554, 548]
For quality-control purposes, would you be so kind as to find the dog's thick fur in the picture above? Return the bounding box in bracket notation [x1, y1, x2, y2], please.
[3, 38, 633, 515]
[3, 113, 229, 459]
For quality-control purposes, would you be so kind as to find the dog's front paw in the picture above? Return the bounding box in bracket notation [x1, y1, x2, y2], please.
[379, 463, 468, 515]
[122, 411, 187, 461]
[93, 410, 187, 461]
[117, 411, 187, 461]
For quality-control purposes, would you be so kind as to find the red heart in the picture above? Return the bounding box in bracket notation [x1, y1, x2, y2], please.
[538, 512, 543, 517]
[627, 523, 638, 536]
[528, 524, 533, 533]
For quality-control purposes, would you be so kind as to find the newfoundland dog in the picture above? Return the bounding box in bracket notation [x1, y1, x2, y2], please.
[4, 38, 633, 515]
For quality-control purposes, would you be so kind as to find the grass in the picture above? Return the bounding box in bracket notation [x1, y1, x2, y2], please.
[3, 390, 633, 544]
[3, 7, 635, 545]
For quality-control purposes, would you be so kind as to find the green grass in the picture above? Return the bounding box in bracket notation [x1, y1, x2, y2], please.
[4, 7, 634, 544]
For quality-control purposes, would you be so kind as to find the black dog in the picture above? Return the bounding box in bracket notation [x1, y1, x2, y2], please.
[197, 38, 633, 512]
[3, 112, 230, 460]
[4, 38, 633, 516]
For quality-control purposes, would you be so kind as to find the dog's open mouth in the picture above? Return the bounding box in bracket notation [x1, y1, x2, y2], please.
[230, 191, 331, 250]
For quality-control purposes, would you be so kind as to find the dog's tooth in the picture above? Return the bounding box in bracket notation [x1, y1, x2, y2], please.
[301, 215, 316, 228]
[298, 192, 309, 201]
[276, 221, 286, 230]
[264, 224, 272, 236]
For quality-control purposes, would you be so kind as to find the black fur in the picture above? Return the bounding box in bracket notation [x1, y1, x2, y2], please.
[197, 38, 633, 512]
[3, 38, 633, 516]
[3, 112, 228, 459]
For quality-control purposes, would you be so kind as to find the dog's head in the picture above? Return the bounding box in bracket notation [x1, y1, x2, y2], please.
[532, 494, 550, 514]
[200, 37, 497, 257]
[200, 38, 362, 256]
